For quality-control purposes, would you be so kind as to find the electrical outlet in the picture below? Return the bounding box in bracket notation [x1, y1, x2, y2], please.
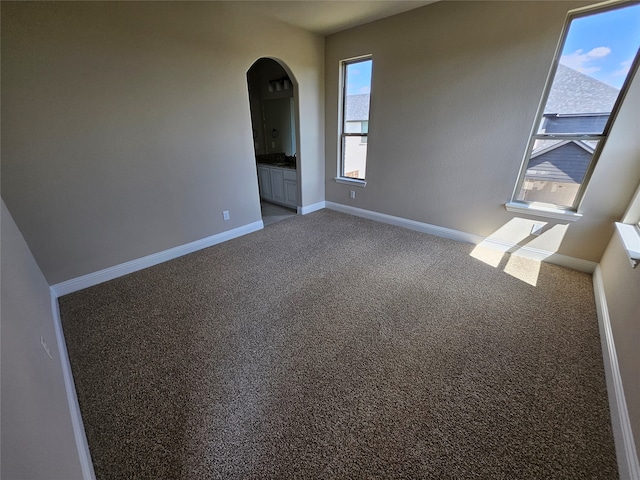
[40, 336, 53, 360]
[223, 210, 230, 221]
[349, 190, 356, 199]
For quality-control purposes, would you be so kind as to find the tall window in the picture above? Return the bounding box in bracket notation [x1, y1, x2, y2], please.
[340, 57, 372, 181]
[511, 2, 640, 212]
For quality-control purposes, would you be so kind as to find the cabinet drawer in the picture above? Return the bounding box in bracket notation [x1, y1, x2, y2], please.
[283, 170, 297, 181]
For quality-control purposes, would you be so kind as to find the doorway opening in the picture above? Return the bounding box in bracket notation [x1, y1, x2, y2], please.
[247, 58, 299, 226]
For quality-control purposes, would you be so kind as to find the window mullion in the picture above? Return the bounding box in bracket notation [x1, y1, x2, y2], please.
[533, 134, 605, 141]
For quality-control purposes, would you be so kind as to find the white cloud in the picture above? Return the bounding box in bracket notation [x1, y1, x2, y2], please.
[613, 58, 633, 77]
[586, 46, 612, 58]
[358, 86, 371, 94]
[560, 46, 612, 74]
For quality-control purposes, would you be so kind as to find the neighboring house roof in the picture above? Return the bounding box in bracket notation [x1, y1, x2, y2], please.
[531, 139, 594, 158]
[532, 139, 596, 157]
[345, 94, 370, 122]
[544, 63, 620, 114]
[526, 141, 594, 183]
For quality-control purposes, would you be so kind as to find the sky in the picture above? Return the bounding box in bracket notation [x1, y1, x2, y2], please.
[346, 59, 372, 96]
[560, 3, 640, 89]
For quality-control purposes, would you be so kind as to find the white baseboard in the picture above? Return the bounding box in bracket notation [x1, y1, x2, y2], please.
[298, 201, 326, 215]
[325, 201, 482, 244]
[52, 220, 264, 297]
[479, 237, 597, 273]
[593, 266, 640, 480]
[48, 219, 263, 478]
[325, 202, 595, 273]
[50, 291, 96, 480]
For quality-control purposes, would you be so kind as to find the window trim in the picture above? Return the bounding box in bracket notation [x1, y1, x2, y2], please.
[616, 182, 640, 268]
[334, 177, 367, 187]
[337, 55, 372, 183]
[615, 223, 640, 268]
[505, 201, 583, 221]
[509, 0, 640, 218]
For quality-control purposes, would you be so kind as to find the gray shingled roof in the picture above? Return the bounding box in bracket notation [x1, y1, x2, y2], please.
[532, 139, 597, 156]
[345, 94, 370, 122]
[544, 63, 620, 114]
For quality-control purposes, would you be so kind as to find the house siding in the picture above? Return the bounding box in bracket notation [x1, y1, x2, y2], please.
[543, 114, 609, 134]
[527, 142, 592, 183]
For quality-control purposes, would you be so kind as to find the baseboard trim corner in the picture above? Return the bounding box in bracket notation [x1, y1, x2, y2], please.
[298, 201, 326, 215]
[593, 265, 640, 480]
[52, 220, 264, 297]
[50, 289, 96, 480]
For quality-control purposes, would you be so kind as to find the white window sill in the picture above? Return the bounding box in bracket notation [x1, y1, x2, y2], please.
[335, 177, 367, 187]
[505, 202, 583, 222]
[615, 222, 640, 268]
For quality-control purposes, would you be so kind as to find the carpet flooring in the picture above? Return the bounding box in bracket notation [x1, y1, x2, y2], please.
[59, 209, 618, 479]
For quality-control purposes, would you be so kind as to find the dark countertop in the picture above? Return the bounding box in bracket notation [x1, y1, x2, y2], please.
[257, 162, 296, 170]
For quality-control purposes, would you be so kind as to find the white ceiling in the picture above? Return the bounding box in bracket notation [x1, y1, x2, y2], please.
[229, 1, 438, 36]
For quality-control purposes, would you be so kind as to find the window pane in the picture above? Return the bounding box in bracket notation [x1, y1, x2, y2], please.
[343, 61, 371, 131]
[537, 5, 640, 135]
[341, 58, 372, 180]
[343, 136, 368, 179]
[516, 140, 600, 207]
[344, 121, 361, 133]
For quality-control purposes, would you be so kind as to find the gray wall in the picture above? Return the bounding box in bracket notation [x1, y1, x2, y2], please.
[593, 55, 640, 461]
[1, 200, 85, 479]
[600, 232, 640, 462]
[1, 1, 324, 284]
[324, 0, 638, 262]
[596, 53, 640, 461]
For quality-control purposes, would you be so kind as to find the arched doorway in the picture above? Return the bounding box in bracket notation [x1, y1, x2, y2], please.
[246, 58, 300, 226]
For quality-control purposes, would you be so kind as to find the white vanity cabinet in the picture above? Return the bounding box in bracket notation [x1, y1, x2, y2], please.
[257, 164, 297, 209]
[257, 165, 272, 200]
[283, 170, 297, 208]
[270, 168, 285, 204]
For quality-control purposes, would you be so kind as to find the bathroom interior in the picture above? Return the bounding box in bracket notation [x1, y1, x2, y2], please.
[246, 58, 299, 225]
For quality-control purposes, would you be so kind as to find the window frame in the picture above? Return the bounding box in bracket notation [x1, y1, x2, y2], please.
[509, 1, 640, 217]
[336, 55, 372, 186]
[616, 181, 640, 268]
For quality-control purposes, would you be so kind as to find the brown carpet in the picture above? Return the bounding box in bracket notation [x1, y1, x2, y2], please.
[59, 209, 618, 479]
